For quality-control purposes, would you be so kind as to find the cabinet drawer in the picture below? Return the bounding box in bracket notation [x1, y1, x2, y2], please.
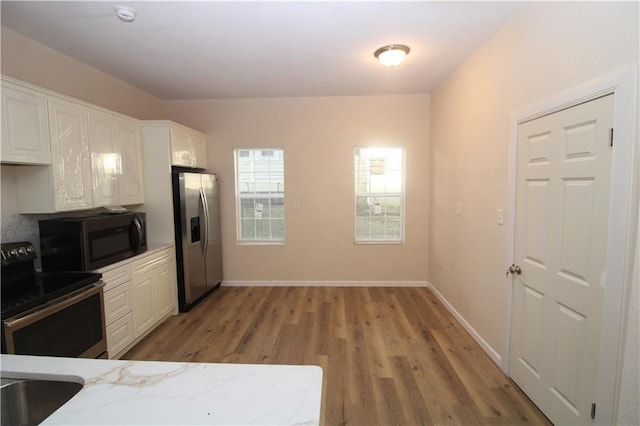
[106, 311, 134, 359]
[131, 248, 172, 276]
[99, 263, 131, 292]
[104, 281, 133, 324]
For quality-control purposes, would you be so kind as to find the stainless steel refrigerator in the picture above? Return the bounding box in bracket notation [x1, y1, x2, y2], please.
[172, 168, 223, 312]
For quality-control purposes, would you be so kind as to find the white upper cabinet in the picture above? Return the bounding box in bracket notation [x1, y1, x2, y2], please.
[192, 133, 208, 169]
[88, 109, 121, 207]
[170, 125, 191, 167]
[170, 124, 208, 169]
[15, 98, 93, 213]
[9, 77, 145, 213]
[119, 118, 145, 205]
[49, 99, 93, 211]
[88, 111, 145, 207]
[1, 80, 52, 164]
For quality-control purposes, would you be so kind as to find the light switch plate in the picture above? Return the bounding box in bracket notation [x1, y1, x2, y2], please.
[497, 208, 504, 225]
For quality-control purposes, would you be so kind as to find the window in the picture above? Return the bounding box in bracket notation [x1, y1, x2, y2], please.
[235, 148, 285, 243]
[354, 147, 404, 243]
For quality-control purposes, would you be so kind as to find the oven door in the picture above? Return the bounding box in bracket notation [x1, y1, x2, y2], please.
[2, 282, 107, 359]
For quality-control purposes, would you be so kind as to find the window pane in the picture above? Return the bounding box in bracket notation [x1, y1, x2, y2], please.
[271, 198, 285, 218]
[271, 219, 285, 239]
[240, 219, 255, 240]
[235, 148, 285, 243]
[255, 219, 271, 239]
[240, 198, 255, 219]
[354, 146, 404, 243]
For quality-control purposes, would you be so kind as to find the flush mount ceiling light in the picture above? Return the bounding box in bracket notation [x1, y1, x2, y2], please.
[374, 44, 410, 67]
[115, 5, 137, 23]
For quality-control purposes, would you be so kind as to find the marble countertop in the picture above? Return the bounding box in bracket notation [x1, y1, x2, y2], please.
[1, 355, 323, 425]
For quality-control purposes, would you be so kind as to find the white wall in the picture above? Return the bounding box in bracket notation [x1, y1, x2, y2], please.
[428, 2, 638, 422]
[1, 27, 167, 120]
[617, 214, 640, 425]
[166, 95, 430, 283]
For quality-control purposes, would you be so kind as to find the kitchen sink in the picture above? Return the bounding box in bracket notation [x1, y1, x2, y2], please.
[1, 377, 83, 425]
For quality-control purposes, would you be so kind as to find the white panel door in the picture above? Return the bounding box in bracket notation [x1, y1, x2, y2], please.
[510, 94, 613, 425]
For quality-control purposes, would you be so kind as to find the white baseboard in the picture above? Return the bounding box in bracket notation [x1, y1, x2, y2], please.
[222, 280, 429, 288]
[428, 283, 503, 367]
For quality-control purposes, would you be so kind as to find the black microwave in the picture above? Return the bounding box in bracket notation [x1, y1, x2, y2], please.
[39, 212, 147, 271]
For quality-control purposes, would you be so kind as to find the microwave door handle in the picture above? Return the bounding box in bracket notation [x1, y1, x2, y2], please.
[199, 188, 208, 257]
[132, 215, 143, 250]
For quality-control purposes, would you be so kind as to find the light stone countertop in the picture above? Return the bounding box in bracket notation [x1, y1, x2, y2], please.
[0, 354, 323, 425]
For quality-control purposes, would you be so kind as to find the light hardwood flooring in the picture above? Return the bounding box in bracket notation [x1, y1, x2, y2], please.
[124, 286, 551, 425]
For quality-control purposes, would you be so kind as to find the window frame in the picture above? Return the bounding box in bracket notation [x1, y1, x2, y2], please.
[353, 146, 406, 244]
[234, 148, 285, 245]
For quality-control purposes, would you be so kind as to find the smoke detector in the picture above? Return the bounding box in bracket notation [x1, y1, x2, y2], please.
[115, 5, 137, 23]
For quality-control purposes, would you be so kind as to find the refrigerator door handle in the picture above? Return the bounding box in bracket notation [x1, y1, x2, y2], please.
[200, 187, 210, 257]
[199, 188, 208, 256]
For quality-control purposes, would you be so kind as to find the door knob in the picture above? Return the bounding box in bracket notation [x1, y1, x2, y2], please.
[506, 264, 522, 277]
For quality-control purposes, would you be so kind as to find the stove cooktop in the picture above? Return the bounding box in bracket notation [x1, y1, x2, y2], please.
[1, 271, 102, 320]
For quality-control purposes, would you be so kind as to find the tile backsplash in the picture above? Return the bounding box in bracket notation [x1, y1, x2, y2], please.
[1, 212, 60, 269]
[1, 212, 40, 245]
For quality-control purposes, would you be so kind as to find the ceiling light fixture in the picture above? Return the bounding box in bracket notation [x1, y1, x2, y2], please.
[115, 5, 137, 23]
[374, 44, 410, 67]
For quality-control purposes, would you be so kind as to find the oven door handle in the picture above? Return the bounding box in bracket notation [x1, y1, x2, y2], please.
[3, 282, 105, 330]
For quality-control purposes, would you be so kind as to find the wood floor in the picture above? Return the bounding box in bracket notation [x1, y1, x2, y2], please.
[124, 286, 551, 425]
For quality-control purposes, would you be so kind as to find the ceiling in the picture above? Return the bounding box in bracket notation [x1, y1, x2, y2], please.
[1, 1, 526, 100]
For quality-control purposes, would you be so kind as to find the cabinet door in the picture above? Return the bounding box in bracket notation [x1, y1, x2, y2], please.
[88, 110, 120, 206]
[1, 82, 51, 164]
[119, 119, 145, 205]
[170, 126, 193, 167]
[132, 269, 156, 337]
[48, 98, 93, 211]
[192, 134, 208, 169]
[154, 260, 175, 319]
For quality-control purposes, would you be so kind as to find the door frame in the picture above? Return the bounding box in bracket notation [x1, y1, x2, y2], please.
[504, 66, 638, 424]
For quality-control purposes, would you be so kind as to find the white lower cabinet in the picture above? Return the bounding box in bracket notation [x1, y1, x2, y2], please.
[99, 263, 134, 360]
[155, 260, 175, 319]
[106, 312, 135, 357]
[98, 246, 176, 359]
[131, 247, 177, 343]
[131, 269, 156, 337]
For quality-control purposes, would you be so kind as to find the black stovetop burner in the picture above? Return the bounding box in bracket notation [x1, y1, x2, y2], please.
[1, 241, 102, 320]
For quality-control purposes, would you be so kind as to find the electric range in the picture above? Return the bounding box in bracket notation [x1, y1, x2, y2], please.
[1, 241, 107, 358]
